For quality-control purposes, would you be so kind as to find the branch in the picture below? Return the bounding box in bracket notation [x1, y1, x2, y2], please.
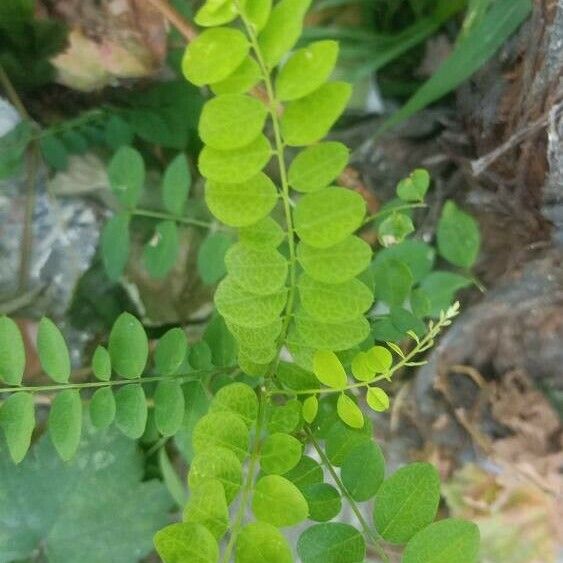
[145, 0, 198, 41]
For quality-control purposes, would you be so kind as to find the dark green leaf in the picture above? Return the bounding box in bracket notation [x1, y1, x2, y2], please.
[154, 327, 187, 376]
[101, 211, 130, 281]
[162, 153, 191, 215]
[143, 220, 179, 279]
[39, 135, 68, 170]
[341, 441, 385, 501]
[108, 146, 145, 208]
[197, 232, 232, 285]
[302, 483, 341, 521]
[154, 381, 185, 437]
[298, 522, 365, 563]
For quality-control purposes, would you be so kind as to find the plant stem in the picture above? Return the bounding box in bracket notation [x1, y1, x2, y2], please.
[307, 429, 390, 562]
[132, 209, 213, 229]
[145, 0, 198, 41]
[0, 367, 235, 395]
[221, 389, 267, 563]
[0, 63, 29, 118]
[363, 202, 427, 225]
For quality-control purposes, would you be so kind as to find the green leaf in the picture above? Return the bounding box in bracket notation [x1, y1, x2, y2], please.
[336, 393, 363, 429]
[209, 382, 258, 428]
[195, 0, 238, 26]
[295, 187, 365, 248]
[49, 389, 82, 461]
[204, 315, 237, 367]
[244, 0, 273, 31]
[277, 362, 317, 391]
[288, 141, 349, 193]
[352, 347, 394, 382]
[188, 446, 243, 504]
[227, 318, 282, 349]
[182, 27, 249, 86]
[211, 57, 262, 95]
[298, 522, 365, 563]
[276, 40, 339, 101]
[193, 411, 249, 461]
[341, 441, 385, 501]
[281, 82, 352, 146]
[238, 217, 285, 248]
[379, 0, 531, 133]
[411, 288, 432, 318]
[284, 455, 323, 490]
[108, 313, 148, 379]
[257, 0, 312, 67]
[372, 257, 413, 306]
[175, 382, 210, 462]
[162, 154, 191, 215]
[226, 243, 288, 295]
[376, 240, 435, 283]
[260, 432, 302, 475]
[104, 115, 133, 150]
[313, 350, 347, 389]
[92, 345, 111, 381]
[267, 400, 301, 434]
[143, 220, 179, 279]
[0, 421, 170, 562]
[199, 134, 272, 183]
[206, 172, 277, 228]
[0, 392, 34, 463]
[378, 213, 414, 247]
[293, 313, 370, 352]
[297, 236, 371, 284]
[366, 387, 390, 412]
[397, 169, 430, 202]
[302, 395, 318, 423]
[402, 518, 480, 563]
[39, 135, 68, 171]
[419, 272, 472, 316]
[101, 211, 130, 281]
[114, 384, 147, 439]
[215, 275, 287, 328]
[0, 316, 25, 385]
[302, 483, 341, 522]
[37, 317, 70, 383]
[89, 387, 116, 429]
[298, 274, 373, 323]
[253, 474, 309, 527]
[108, 146, 145, 208]
[154, 381, 185, 437]
[437, 200, 480, 268]
[236, 521, 292, 563]
[154, 328, 187, 376]
[325, 419, 371, 466]
[154, 522, 219, 563]
[373, 462, 441, 544]
[183, 479, 228, 540]
[197, 232, 232, 285]
[200, 94, 268, 150]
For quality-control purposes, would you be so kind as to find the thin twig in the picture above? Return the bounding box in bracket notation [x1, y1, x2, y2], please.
[0, 63, 29, 118]
[145, 0, 198, 41]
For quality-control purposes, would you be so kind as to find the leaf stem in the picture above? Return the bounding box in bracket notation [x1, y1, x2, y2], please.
[0, 368, 234, 395]
[306, 429, 390, 562]
[132, 208, 213, 229]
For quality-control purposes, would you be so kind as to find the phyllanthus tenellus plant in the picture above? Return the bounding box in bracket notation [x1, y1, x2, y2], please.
[0, 0, 482, 561]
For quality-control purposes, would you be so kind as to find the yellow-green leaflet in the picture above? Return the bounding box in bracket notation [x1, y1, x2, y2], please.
[154, 522, 219, 563]
[276, 40, 339, 101]
[199, 134, 272, 183]
[182, 27, 249, 86]
[199, 94, 268, 150]
[313, 350, 347, 388]
[281, 82, 352, 146]
[211, 57, 262, 95]
[238, 217, 285, 248]
[206, 173, 277, 228]
[236, 522, 293, 563]
[288, 141, 349, 193]
[183, 479, 229, 540]
[297, 235, 372, 284]
[195, 0, 238, 27]
[302, 395, 318, 423]
[226, 243, 288, 295]
[366, 387, 390, 412]
[337, 393, 364, 429]
[298, 274, 373, 323]
[294, 187, 366, 249]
